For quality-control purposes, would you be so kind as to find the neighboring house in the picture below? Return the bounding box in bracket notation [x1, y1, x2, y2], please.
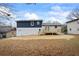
[16, 20, 42, 36]
[0, 25, 16, 38]
[66, 19, 79, 34]
[39, 21, 63, 35]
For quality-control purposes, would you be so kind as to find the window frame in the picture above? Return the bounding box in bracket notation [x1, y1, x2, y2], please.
[55, 25, 57, 28]
[30, 21, 34, 26]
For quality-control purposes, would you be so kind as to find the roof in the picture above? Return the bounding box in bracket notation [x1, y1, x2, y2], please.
[66, 19, 79, 23]
[0, 26, 16, 33]
[0, 22, 5, 26]
[16, 20, 43, 22]
[42, 21, 62, 26]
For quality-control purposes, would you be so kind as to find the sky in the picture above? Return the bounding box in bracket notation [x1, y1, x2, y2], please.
[0, 3, 79, 26]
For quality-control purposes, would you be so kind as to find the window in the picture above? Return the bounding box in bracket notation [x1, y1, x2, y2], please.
[55, 25, 57, 28]
[37, 21, 40, 25]
[31, 22, 34, 26]
[77, 28, 79, 31]
[39, 29, 41, 31]
[70, 28, 72, 31]
[77, 20, 79, 24]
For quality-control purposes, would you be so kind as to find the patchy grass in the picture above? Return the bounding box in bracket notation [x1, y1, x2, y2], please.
[0, 35, 79, 56]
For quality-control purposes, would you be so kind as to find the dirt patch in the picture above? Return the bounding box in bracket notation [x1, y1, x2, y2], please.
[0, 35, 79, 56]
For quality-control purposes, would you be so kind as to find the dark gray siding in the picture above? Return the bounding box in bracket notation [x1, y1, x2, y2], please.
[17, 20, 42, 28]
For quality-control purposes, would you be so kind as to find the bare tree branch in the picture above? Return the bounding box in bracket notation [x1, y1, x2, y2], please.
[0, 4, 15, 26]
[67, 8, 79, 20]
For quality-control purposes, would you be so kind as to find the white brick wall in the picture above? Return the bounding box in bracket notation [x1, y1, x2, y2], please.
[40, 26, 62, 34]
[67, 20, 79, 34]
[16, 28, 41, 36]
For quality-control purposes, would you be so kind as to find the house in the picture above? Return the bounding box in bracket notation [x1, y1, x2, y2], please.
[0, 25, 16, 38]
[66, 19, 79, 34]
[16, 20, 42, 36]
[39, 21, 63, 35]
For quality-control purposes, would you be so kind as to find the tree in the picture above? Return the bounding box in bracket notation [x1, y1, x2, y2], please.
[61, 24, 67, 34]
[67, 8, 79, 20]
[0, 4, 15, 26]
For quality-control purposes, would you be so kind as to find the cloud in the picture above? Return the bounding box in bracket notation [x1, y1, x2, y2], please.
[24, 12, 40, 20]
[0, 6, 10, 16]
[10, 13, 16, 18]
[51, 5, 63, 12]
[49, 6, 70, 17]
[46, 16, 62, 23]
[14, 11, 40, 20]
[14, 5, 70, 24]
[0, 6, 16, 18]
[47, 6, 70, 23]
[0, 6, 10, 13]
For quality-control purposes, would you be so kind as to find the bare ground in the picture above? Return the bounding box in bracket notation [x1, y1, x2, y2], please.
[0, 35, 79, 56]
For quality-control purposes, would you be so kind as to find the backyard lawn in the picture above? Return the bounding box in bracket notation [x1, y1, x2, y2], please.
[0, 35, 79, 56]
